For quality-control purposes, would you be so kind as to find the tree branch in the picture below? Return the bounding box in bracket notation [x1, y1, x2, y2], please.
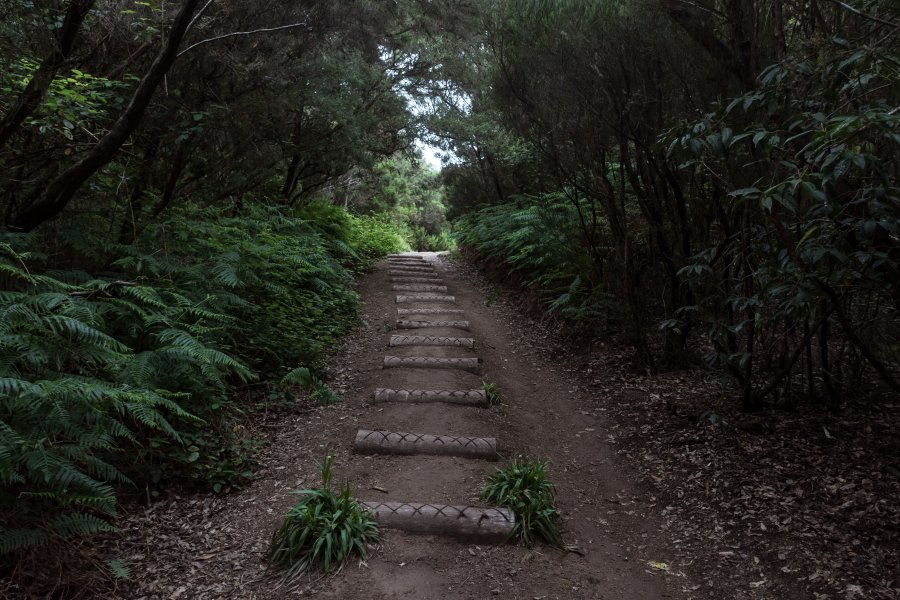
[177, 21, 309, 57]
[823, 0, 897, 27]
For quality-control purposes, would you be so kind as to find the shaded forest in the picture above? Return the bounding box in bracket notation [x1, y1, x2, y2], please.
[0, 0, 897, 597]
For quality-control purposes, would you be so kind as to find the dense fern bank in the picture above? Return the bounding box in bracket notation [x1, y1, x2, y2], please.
[0, 202, 406, 565]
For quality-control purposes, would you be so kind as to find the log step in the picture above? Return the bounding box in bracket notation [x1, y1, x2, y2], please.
[383, 355, 480, 373]
[396, 295, 455, 303]
[392, 284, 448, 292]
[389, 266, 435, 272]
[388, 259, 428, 264]
[389, 271, 437, 278]
[396, 320, 470, 331]
[361, 501, 513, 543]
[397, 308, 465, 316]
[354, 429, 497, 460]
[389, 335, 475, 349]
[388, 255, 427, 260]
[373, 388, 488, 406]
[391, 277, 445, 284]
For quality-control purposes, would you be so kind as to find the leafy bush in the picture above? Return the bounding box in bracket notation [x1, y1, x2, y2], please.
[481, 458, 561, 547]
[266, 455, 378, 577]
[346, 213, 412, 269]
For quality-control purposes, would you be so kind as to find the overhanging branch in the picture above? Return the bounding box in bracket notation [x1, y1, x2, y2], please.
[177, 21, 309, 57]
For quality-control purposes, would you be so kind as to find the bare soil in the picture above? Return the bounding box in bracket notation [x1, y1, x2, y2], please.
[96, 253, 897, 600]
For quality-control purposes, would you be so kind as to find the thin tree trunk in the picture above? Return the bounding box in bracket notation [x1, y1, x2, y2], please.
[0, 0, 96, 148]
[8, 0, 202, 232]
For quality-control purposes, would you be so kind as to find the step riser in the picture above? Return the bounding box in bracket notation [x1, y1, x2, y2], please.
[392, 285, 448, 292]
[362, 502, 513, 543]
[354, 430, 497, 460]
[396, 320, 470, 331]
[391, 278, 444, 284]
[397, 308, 464, 316]
[396, 295, 455, 303]
[389, 335, 475, 349]
[389, 266, 436, 272]
[373, 388, 488, 406]
[383, 356, 480, 373]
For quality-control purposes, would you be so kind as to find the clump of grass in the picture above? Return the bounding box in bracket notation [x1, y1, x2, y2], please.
[481, 458, 561, 547]
[265, 455, 378, 577]
[482, 381, 502, 406]
[281, 366, 342, 405]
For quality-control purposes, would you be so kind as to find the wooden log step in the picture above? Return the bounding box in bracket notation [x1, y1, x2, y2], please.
[373, 388, 488, 406]
[396, 295, 455, 303]
[389, 335, 475, 349]
[354, 430, 497, 460]
[389, 265, 435, 272]
[382, 355, 480, 373]
[392, 284, 448, 292]
[389, 270, 437, 277]
[388, 258, 427, 264]
[396, 320, 470, 331]
[391, 277, 445, 284]
[361, 502, 513, 542]
[388, 254, 426, 259]
[397, 308, 465, 316]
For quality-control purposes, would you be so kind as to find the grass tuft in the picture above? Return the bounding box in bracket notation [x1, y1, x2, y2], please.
[481, 458, 561, 547]
[482, 381, 502, 406]
[265, 455, 378, 577]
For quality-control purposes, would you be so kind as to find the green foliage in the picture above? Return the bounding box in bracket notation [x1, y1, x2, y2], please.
[346, 213, 412, 269]
[0, 200, 389, 557]
[455, 196, 616, 324]
[482, 381, 502, 406]
[282, 367, 341, 405]
[0, 240, 242, 553]
[481, 458, 561, 547]
[663, 39, 900, 406]
[265, 455, 378, 577]
[0, 60, 130, 140]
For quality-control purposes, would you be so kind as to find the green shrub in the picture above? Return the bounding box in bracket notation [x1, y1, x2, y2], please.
[347, 213, 411, 268]
[266, 455, 378, 577]
[481, 458, 561, 547]
[455, 196, 616, 324]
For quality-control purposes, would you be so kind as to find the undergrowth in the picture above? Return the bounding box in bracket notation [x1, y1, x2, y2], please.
[454, 195, 617, 326]
[481, 458, 561, 547]
[265, 455, 378, 577]
[0, 200, 404, 578]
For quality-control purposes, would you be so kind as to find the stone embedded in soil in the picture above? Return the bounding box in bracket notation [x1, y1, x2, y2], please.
[353, 429, 498, 459]
[373, 388, 488, 406]
[389, 335, 475, 349]
[396, 319, 470, 331]
[392, 284, 448, 292]
[396, 295, 456, 303]
[382, 355, 480, 373]
[361, 501, 514, 542]
[396, 308, 465, 316]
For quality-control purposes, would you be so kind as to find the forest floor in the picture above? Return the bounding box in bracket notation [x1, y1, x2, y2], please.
[108, 254, 898, 600]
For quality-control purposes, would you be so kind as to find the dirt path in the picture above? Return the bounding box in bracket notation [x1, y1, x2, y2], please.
[118, 254, 692, 599]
